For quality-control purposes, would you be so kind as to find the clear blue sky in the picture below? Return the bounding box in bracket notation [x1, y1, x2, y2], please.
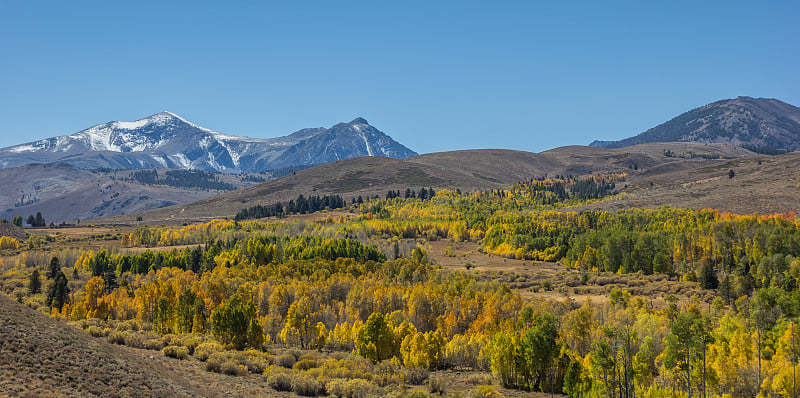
[2, 1, 798, 154]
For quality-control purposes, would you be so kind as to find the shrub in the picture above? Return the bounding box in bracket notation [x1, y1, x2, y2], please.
[161, 334, 181, 347]
[76, 318, 101, 329]
[326, 378, 383, 398]
[298, 352, 322, 362]
[143, 337, 164, 350]
[194, 342, 223, 361]
[277, 353, 297, 368]
[292, 373, 325, 396]
[285, 347, 305, 359]
[209, 357, 246, 376]
[123, 332, 143, 348]
[86, 326, 104, 337]
[180, 336, 200, 355]
[465, 373, 493, 385]
[205, 350, 270, 375]
[374, 360, 403, 386]
[470, 385, 501, 398]
[428, 377, 445, 394]
[120, 331, 162, 350]
[107, 330, 128, 345]
[116, 319, 138, 332]
[220, 362, 246, 376]
[265, 367, 293, 392]
[404, 367, 429, 385]
[162, 345, 189, 360]
[294, 359, 318, 371]
[241, 350, 270, 373]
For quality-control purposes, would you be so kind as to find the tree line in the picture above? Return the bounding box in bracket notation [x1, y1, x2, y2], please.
[235, 194, 346, 221]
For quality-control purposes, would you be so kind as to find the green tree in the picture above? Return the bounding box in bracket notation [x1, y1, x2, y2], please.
[700, 259, 718, 289]
[153, 297, 174, 335]
[247, 318, 265, 350]
[751, 291, 780, 393]
[45, 271, 70, 311]
[211, 294, 256, 350]
[665, 311, 696, 398]
[46, 257, 60, 280]
[35, 212, 45, 227]
[174, 290, 200, 334]
[28, 270, 41, 294]
[355, 312, 394, 362]
[519, 313, 559, 391]
[664, 309, 714, 398]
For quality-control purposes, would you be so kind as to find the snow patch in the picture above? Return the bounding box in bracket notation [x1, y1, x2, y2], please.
[361, 133, 373, 156]
[152, 155, 168, 168]
[113, 119, 151, 130]
[8, 145, 37, 153]
[169, 153, 193, 169]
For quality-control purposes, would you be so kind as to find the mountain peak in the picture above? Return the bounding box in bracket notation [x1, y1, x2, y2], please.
[152, 111, 184, 121]
[591, 97, 800, 151]
[108, 111, 190, 131]
[0, 113, 418, 173]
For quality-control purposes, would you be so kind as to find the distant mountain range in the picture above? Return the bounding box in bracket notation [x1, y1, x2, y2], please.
[590, 97, 800, 152]
[0, 113, 417, 173]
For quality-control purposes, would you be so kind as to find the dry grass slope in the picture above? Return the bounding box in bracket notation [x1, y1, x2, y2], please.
[0, 294, 274, 397]
[92, 142, 800, 224]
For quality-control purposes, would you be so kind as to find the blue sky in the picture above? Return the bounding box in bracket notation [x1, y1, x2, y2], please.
[1, 1, 798, 154]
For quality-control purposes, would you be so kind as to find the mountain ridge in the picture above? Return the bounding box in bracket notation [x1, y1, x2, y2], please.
[590, 97, 800, 151]
[93, 142, 769, 225]
[0, 113, 417, 173]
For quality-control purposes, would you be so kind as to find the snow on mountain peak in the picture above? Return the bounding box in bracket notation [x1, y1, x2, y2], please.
[0, 113, 418, 172]
[111, 111, 184, 130]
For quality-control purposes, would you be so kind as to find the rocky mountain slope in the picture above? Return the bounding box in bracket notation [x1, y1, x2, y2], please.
[0, 164, 268, 223]
[0, 113, 417, 172]
[590, 97, 800, 151]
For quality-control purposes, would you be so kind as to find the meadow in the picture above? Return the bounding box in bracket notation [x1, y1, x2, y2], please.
[3, 175, 800, 397]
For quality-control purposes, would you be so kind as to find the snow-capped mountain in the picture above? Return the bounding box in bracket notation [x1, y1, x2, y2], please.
[0, 112, 418, 172]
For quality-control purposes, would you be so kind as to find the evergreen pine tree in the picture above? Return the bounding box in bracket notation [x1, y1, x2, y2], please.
[47, 257, 60, 280]
[46, 271, 70, 310]
[700, 260, 719, 290]
[103, 270, 118, 294]
[28, 270, 41, 294]
[419, 188, 428, 200]
[35, 212, 45, 227]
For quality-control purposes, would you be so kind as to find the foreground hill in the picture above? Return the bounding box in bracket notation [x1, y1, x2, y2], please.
[0, 112, 417, 172]
[95, 142, 764, 224]
[0, 294, 273, 397]
[591, 97, 800, 152]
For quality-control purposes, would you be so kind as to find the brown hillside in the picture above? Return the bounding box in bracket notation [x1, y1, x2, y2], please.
[0, 294, 273, 397]
[0, 223, 26, 240]
[569, 149, 800, 215]
[93, 143, 776, 224]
